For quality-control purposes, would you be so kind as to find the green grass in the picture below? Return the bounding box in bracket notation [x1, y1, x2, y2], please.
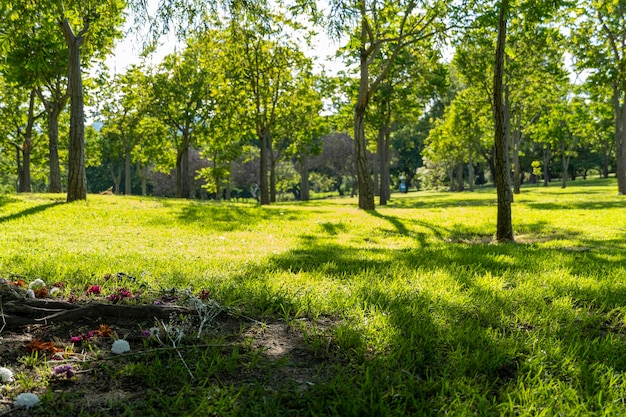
[1, 178, 626, 416]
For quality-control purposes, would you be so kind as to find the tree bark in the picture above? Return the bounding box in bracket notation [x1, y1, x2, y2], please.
[512, 113, 522, 194]
[270, 140, 277, 203]
[613, 80, 626, 194]
[125, 146, 132, 195]
[299, 155, 310, 201]
[60, 18, 87, 202]
[354, 21, 375, 210]
[468, 145, 475, 192]
[456, 163, 465, 192]
[493, 0, 514, 242]
[175, 136, 190, 198]
[259, 128, 270, 205]
[37, 83, 68, 193]
[378, 106, 392, 205]
[561, 140, 569, 189]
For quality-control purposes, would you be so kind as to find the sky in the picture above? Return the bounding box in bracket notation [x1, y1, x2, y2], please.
[104, 10, 347, 78]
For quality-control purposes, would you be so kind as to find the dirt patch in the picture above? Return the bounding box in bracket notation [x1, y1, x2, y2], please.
[0, 289, 332, 416]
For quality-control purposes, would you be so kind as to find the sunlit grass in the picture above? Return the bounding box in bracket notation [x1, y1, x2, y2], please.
[1, 178, 625, 415]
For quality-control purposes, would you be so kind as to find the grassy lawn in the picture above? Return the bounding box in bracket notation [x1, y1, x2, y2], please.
[1, 178, 625, 416]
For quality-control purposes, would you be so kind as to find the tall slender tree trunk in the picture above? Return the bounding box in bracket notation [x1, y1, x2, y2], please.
[299, 156, 310, 201]
[111, 163, 122, 195]
[378, 108, 392, 205]
[37, 85, 67, 193]
[354, 23, 375, 210]
[613, 80, 626, 194]
[137, 163, 148, 196]
[259, 129, 270, 205]
[602, 138, 610, 179]
[468, 145, 475, 192]
[456, 163, 465, 192]
[493, 0, 514, 242]
[176, 139, 190, 198]
[512, 114, 522, 194]
[561, 140, 570, 189]
[270, 141, 277, 203]
[125, 147, 132, 196]
[60, 18, 87, 202]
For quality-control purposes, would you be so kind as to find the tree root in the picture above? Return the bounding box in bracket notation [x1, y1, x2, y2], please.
[1, 295, 192, 330]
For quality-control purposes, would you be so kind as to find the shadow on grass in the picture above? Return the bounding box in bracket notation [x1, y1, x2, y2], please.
[231, 232, 626, 414]
[527, 201, 626, 210]
[175, 202, 321, 232]
[0, 202, 62, 223]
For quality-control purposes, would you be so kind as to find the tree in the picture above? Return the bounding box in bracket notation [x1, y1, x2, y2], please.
[226, 12, 312, 205]
[99, 66, 151, 195]
[571, 0, 626, 194]
[492, 0, 515, 242]
[147, 39, 217, 199]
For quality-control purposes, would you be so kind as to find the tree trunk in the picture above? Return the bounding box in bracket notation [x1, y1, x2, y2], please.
[299, 156, 310, 201]
[124, 147, 132, 196]
[468, 145, 475, 192]
[111, 163, 122, 195]
[378, 114, 391, 205]
[448, 165, 455, 191]
[37, 84, 67, 194]
[543, 146, 551, 186]
[270, 142, 277, 203]
[354, 26, 375, 211]
[456, 163, 465, 192]
[492, 0, 514, 242]
[60, 18, 87, 202]
[259, 129, 270, 205]
[561, 140, 569, 189]
[18, 90, 38, 193]
[614, 80, 626, 195]
[602, 138, 610, 179]
[512, 114, 522, 194]
[137, 163, 148, 196]
[176, 138, 190, 199]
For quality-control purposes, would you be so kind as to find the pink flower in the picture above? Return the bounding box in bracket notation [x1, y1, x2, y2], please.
[69, 336, 82, 343]
[86, 285, 101, 295]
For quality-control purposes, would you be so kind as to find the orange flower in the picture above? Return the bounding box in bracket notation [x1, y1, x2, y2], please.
[26, 338, 61, 354]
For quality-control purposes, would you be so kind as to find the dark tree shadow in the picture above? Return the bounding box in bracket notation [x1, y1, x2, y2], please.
[0, 202, 63, 223]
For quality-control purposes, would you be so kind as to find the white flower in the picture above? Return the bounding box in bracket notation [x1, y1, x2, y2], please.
[111, 339, 131, 354]
[49, 287, 61, 296]
[149, 327, 160, 336]
[0, 367, 14, 383]
[25, 290, 35, 299]
[14, 393, 40, 408]
[28, 279, 46, 290]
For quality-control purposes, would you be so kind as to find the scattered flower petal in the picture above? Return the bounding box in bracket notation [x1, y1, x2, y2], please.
[33, 287, 48, 298]
[14, 393, 40, 408]
[28, 279, 46, 290]
[86, 285, 101, 295]
[0, 367, 14, 383]
[111, 339, 131, 354]
[53, 364, 75, 379]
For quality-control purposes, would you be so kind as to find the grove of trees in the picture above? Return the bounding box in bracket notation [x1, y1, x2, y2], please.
[0, 0, 625, 238]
